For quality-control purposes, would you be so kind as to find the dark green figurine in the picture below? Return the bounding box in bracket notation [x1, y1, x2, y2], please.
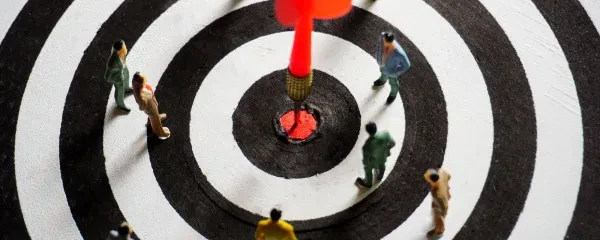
[356, 122, 396, 188]
[105, 40, 132, 111]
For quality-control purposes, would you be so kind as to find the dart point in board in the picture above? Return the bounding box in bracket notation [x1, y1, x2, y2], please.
[274, 0, 351, 142]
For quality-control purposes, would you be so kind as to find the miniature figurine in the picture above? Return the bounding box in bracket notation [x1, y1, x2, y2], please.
[424, 167, 451, 237]
[373, 32, 411, 104]
[132, 72, 170, 140]
[255, 208, 297, 240]
[355, 122, 396, 188]
[105, 40, 133, 111]
[106, 221, 133, 240]
[275, 0, 351, 128]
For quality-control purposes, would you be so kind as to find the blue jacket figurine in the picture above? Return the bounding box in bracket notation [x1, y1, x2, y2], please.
[373, 32, 411, 104]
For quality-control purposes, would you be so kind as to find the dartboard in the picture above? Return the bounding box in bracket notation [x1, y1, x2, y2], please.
[1, 0, 599, 239]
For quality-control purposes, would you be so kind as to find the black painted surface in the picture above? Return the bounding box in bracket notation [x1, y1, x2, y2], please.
[149, 2, 446, 239]
[233, 69, 361, 178]
[422, 1, 538, 239]
[529, 1, 600, 239]
[58, 0, 178, 239]
[0, 1, 74, 239]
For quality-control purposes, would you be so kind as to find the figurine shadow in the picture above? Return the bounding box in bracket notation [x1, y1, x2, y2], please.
[358, 85, 384, 110]
[227, 0, 242, 10]
[105, 106, 131, 122]
[370, 103, 389, 121]
[427, 233, 444, 240]
[109, 133, 148, 179]
[363, 0, 376, 9]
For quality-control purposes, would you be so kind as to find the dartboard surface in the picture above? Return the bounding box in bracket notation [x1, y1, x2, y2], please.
[1, 0, 599, 239]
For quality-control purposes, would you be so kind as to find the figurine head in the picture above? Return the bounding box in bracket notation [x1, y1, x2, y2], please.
[424, 167, 450, 188]
[132, 72, 147, 85]
[113, 40, 127, 57]
[382, 32, 394, 46]
[117, 221, 132, 236]
[270, 208, 282, 222]
[366, 122, 377, 136]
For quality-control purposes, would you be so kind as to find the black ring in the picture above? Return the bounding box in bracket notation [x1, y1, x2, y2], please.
[0, 0, 74, 238]
[233, 69, 361, 178]
[6, 0, 597, 239]
[57, 0, 178, 239]
[148, 2, 446, 239]
[422, 1, 538, 238]
[530, 1, 600, 238]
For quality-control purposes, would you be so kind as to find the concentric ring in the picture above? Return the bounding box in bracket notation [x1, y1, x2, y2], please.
[530, 0, 600, 238]
[0, 0, 72, 238]
[15, 0, 126, 238]
[187, 31, 407, 220]
[103, 1, 446, 237]
[1, 0, 597, 239]
[232, 68, 361, 179]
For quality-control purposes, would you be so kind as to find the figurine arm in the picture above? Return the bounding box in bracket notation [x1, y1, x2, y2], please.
[376, 34, 383, 67]
[282, 223, 297, 240]
[254, 225, 264, 240]
[104, 67, 119, 84]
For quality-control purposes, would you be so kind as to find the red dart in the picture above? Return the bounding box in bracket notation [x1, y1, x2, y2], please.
[275, 0, 351, 77]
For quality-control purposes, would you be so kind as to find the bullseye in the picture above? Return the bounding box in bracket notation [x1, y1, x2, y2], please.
[275, 107, 320, 142]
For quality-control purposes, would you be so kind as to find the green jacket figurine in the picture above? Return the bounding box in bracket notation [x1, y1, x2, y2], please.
[356, 122, 396, 188]
[105, 40, 132, 111]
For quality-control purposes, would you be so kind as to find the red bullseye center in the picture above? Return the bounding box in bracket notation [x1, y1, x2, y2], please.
[279, 110, 317, 140]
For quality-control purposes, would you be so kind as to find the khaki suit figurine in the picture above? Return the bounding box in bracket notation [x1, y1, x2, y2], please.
[424, 167, 451, 237]
[132, 72, 170, 140]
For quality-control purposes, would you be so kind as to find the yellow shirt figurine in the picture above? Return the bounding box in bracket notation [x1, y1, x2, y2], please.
[255, 209, 297, 240]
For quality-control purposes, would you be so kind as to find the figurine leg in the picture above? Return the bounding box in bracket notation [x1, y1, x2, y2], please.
[427, 214, 445, 237]
[159, 113, 167, 122]
[386, 76, 399, 104]
[114, 84, 130, 111]
[123, 76, 133, 93]
[147, 101, 170, 139]
[376, 163, 386, 181]
[356, 166, 373, 187]
[149, 114, 170, 139]
[373, 72, 386, 87]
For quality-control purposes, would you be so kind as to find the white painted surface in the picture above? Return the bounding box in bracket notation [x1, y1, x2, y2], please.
[190, 32, 405, 220]
[477, 1, 584, 239]
[580, 0, 600, 34]
[104, 0, 267, 239]
[0, 0, 26, 43]
[349, 1, 494, 239]
[14, 0, 125, 239]
[112, 0, 492, 238]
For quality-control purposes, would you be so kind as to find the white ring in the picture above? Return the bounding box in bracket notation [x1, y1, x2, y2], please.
[190, 32, 405, 220]
[105, 0, 492, 238]
[351, 1, 492, 239]
[476, 1, 583, 239]
[580, 0, 600, 33]
[104, 0, 267, 239]
[14, 0, 124, 239]
[0, 0, 26, 43]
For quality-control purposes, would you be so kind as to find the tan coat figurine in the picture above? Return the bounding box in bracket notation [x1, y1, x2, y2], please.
[132, 72, 170, 140]
[424, 167, 451, 237]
